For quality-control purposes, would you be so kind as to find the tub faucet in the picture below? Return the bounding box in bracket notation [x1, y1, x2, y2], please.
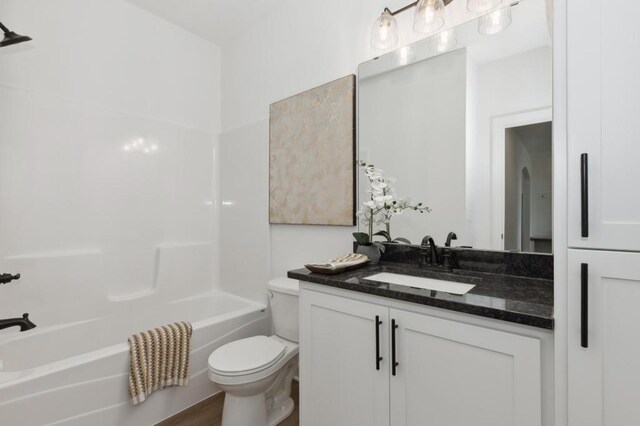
[0, 313, 36, 332]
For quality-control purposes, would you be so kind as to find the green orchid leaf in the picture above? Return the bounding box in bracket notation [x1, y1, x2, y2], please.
[352, 232, 371, 245]
[373, 230, 392, 242]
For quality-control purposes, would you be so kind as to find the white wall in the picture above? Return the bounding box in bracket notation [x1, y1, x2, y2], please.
[0, 0, 221, 321]
[219, 0, 384, 301]
[359, 49, 468, 245]
[469, 46, 552, 249]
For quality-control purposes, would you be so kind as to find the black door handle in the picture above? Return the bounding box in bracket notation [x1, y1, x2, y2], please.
[581, 153, 589, 238]
[375, 315, 383, 370]
[581, 263, 589, 348]
[391, 319, 399, 376]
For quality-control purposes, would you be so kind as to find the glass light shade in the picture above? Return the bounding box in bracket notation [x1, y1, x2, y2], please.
[371, 10, 399, 49]
[467, 0, 502, 13]
[478, 6, 512, 35]
[429, 28, 457, 53]
[413, 0, 445, 34]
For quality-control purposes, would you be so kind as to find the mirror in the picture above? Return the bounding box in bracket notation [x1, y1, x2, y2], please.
[358, 0, 552, 253]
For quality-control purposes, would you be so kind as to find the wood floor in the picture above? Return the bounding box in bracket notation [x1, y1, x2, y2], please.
[156, 380, 299, 426]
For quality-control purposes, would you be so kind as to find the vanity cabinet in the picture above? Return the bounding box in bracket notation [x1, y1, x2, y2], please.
[300, 286, 543, 426]
[566, 0, 640, 251]
[299, 289, 389, 426]
[567, 250, 640, 426]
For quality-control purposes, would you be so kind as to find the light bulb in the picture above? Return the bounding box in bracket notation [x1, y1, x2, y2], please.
[478, 6, 512, 35]
[414, 0, 445, 34]
[371, 10, 398, 49]
[467, 0, 502, 13]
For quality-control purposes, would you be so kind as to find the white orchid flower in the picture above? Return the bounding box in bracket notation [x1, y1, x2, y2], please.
[371, 180, 388, 191]
[364, 200, 377, 209]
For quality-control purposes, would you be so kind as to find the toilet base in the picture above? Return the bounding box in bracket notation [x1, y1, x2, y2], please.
[222, 392, 268, 426]
[267, 396, 294, 426]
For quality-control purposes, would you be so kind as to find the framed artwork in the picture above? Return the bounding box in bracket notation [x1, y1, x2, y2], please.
[269, 74, 356, 226]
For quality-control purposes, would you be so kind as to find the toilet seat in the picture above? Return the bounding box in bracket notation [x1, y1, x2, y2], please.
[208, 335, 299, 386]
[208, 336, 286, 377]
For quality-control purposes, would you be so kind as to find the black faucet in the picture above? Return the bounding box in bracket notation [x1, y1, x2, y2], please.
[420, 235, 440, 265]
[445, 232, 457, 247]
[0, 313, 36, 332]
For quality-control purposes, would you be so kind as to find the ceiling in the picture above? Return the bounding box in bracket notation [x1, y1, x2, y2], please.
[125, 0, 280, 45]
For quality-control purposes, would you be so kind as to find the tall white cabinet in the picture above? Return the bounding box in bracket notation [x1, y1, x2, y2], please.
[566, 0, 640, 251]
[565, 1, 640, 424]
[567, 250, 640, 426]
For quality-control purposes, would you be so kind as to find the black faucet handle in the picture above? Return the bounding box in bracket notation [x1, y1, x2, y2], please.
[442, 249, 453, 271]
[0, 273, 21, 285]
[22, 313, 36, 330]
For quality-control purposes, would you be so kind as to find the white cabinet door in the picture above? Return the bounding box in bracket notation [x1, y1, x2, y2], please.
[299, 289, 390, 426]
[389, 309, 542, 426]
[568, 250, 640, 426]
[567, 0, 640, 250]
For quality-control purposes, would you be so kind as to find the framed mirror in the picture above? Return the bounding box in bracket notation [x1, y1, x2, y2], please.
[358, 0, 552, 253]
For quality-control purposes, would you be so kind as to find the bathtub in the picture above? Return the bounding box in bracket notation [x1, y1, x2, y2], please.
[0, 291, 268, 426]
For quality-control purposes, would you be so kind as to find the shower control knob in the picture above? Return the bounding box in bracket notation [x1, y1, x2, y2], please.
[0, 273, 21, 285]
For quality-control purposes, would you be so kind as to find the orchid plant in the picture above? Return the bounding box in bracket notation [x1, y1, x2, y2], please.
[353, 160, 431, 251]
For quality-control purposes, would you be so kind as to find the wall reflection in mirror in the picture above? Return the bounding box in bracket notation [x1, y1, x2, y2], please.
[358, 0, 552, 253]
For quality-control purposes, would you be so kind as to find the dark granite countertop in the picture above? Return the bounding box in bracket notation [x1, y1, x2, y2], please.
[288, 262, 554, 330]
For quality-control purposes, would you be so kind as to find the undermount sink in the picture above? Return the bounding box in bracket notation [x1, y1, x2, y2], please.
[364, 272, 475, 295]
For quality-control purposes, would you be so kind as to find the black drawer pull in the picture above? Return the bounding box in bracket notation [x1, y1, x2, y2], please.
[375, 316, 383, 370]
[391, 319, 399, 376]
[581, 263, 589, 348]
[581, 153, 589, 238]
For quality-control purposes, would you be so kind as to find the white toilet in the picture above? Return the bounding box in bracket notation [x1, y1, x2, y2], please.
[208, 278, 299, 426]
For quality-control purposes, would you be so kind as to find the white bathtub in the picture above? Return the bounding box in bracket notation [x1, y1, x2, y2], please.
[0, 291, 268, 426]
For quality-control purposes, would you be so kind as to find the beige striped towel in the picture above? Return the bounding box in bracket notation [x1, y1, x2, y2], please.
[128, 321, 193, 405]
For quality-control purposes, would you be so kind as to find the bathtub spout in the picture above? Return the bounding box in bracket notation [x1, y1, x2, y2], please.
[0, 313, 36, 332]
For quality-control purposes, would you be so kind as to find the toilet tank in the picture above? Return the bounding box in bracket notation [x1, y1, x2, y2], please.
[267, 277, 299, 342]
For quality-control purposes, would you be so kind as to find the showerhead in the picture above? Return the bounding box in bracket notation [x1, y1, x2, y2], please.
[0, 20, 32, 48]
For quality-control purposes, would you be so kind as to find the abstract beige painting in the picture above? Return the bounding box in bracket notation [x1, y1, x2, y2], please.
[269, 75, 356, 225]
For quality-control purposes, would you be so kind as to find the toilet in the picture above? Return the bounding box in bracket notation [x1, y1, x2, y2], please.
[208, 278, 299, 426]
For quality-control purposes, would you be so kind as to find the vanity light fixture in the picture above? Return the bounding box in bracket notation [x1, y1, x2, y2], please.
[371, 0, 454, 49]
[477, 5, 512, 35]
[0, 19, 32, 48]
[413, 0, 446, 34]
[371, 9, 399, 49]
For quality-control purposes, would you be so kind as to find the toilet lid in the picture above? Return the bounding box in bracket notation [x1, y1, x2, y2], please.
[208, 336, 286, 376]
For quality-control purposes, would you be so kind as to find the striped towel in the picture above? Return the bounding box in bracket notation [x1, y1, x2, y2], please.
[128, 321, 193, 405]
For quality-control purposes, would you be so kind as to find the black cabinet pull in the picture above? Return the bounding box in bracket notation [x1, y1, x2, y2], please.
[375, 315, 383, 370]
[581, 263, 589, 348]
[391, 319, 399, 376]
[581, 153, 589, 238]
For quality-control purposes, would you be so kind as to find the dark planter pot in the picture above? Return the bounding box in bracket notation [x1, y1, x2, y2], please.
[355, 244, 381, 265]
